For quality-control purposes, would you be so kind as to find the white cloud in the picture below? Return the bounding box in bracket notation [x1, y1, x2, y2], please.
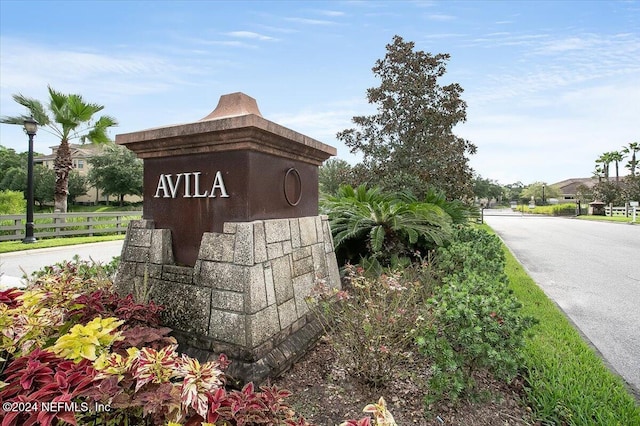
[0, 37, 195, 99]
[421, 33, 466, 39]
[542, 36, 589, 52]
[254, 24, 299, 34]
[178, 37, 258, 49]
[270, 98, 373, 163]
[316, 10, 346, 17]
[427, 14, 456, 21]
[284, 17, 337, 26]
[225, 31, 276, 41]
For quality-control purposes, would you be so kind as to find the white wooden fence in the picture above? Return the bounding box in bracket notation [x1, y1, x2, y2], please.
[604, 204, 637, 217]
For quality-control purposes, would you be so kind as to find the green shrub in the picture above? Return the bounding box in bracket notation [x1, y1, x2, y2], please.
[0, 190, 25, 214]
[418, 272, 535, 404]
[530, 203, 576, 216]
[417, 226, 536, 404]
[29, 254, 120, 282]
[434, 225, 505, 279]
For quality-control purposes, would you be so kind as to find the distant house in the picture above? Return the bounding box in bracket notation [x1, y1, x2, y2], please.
[35, 144, 142, 205]
[551, 177, 617, 202]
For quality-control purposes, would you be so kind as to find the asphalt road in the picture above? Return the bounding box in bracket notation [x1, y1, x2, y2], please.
[0, 240, 124, 288]
[484, 210, 640, 396]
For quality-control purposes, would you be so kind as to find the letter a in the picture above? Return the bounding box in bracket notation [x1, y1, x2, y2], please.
[154, 174, 169, 198]
[209, 171, 229, 198]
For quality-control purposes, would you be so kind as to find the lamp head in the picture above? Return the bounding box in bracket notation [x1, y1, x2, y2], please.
[23, 116, 38, 136]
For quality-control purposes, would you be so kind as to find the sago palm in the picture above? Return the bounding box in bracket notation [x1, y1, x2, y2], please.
[322, 184, 452, 266]
[398, 187, 478, 224]
[0, 86, 118, 213]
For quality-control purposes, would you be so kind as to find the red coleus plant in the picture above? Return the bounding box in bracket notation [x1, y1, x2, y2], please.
[112, 325, 176, 352]
[184, 382, 312, 426]
[0, 349, 100, 426]
[67, 290, 176, 353]
[0, 288, 23, 309]
[69, 290, 164, 328]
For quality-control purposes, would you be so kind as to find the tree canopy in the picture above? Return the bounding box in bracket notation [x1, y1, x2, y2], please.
[472, 175, 504, 202]
[319, 158, 354, 196]
[88, 144, 142, 205]
[337, 35, 476, 200]
[521, 182, 561, 205]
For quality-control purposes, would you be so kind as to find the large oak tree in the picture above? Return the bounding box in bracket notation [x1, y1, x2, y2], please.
[338, 35, 476, 200]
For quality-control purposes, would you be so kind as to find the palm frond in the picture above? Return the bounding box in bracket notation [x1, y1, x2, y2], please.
[1, 94, 50, 127]
[67, 94, 104, 122]
[370, 225, 386, 252]
[84, 115, 118, 144]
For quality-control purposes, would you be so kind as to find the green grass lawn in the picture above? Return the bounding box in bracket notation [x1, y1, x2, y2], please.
[576, 215, 637, 224]
[0, 235, 125, 254]
[482, 224, 640, 424]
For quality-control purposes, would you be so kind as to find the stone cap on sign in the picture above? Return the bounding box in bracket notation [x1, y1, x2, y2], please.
[201, 92, 263, 120]
[116, 92, 336, 165]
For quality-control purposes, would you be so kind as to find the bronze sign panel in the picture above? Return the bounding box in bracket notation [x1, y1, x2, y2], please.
[144, 150, 318, 266]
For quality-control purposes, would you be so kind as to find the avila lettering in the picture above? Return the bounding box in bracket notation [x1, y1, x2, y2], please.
[154, 171, 229, 199]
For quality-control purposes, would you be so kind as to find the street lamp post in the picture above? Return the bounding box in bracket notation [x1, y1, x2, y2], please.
[23, 116, 38, 243]
[542, 184, 546, 206]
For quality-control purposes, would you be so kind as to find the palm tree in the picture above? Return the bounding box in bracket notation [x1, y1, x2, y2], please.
[622, 142, 640, 176]
[596, 152, 615, 180]
[609, 151, 625, 184]
[593, 165, 605, 183]
[0, 86, 117, 213]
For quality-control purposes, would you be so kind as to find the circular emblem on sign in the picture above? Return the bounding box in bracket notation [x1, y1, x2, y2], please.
[284, 168, 302, 206]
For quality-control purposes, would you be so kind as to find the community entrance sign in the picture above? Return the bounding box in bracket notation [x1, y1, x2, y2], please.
[114, 93, 341, 384]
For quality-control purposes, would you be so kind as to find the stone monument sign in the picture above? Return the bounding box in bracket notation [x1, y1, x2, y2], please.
[114, 92, 341, 384]
[116, 92, 333, 266]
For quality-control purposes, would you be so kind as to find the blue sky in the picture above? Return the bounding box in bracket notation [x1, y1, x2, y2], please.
[1, 0, 638, 186]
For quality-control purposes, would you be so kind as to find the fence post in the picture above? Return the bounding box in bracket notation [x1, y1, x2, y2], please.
[54, 215, 63, 237]
[13, 218, 21, 237]
[87, 215, 94, 236]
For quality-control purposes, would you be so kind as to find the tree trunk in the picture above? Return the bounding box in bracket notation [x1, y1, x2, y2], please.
[53, 139, 73, 213]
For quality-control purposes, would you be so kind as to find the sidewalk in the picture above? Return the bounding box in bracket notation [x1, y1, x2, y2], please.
[0, 240, 124, 289]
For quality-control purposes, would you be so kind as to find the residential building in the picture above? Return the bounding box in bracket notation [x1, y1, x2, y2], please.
[551, 177, 618, 202]
[35, 143, 142, 205]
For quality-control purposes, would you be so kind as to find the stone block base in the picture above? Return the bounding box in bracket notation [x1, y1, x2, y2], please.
[114, 216, 340, 385]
